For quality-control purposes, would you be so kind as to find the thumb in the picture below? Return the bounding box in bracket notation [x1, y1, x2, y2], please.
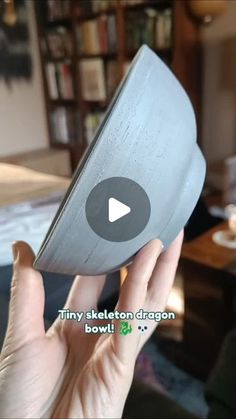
[2, 241, 45, 355]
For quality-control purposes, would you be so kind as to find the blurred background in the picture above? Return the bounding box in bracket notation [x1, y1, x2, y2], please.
[0, 1, 236, 417]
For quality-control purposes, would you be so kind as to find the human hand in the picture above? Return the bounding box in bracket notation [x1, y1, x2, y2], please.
[0, 232, 183, 418]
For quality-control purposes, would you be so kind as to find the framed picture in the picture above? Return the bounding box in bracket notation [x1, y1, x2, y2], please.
[0, 0, 32, 83]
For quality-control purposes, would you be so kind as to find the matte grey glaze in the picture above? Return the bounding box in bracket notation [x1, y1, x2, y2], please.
[34, 45, 206, 276]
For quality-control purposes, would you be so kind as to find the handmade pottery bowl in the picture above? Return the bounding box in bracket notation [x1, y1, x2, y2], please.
[34, 45, 206, 276]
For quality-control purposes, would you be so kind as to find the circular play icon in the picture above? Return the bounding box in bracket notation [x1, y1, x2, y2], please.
[85, 177, 151, 242]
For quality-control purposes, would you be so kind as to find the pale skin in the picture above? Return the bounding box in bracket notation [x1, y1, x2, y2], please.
[0, 231, 183, 419]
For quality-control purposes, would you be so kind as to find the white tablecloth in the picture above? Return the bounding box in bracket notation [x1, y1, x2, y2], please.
[0, 192, 63, 266]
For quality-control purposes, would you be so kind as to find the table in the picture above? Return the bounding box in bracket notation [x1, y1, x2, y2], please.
[182, 221, 236, 271]
[180, 222, 236, 379]
[0, 163, 69, 208]
[0, 148, 71, 177]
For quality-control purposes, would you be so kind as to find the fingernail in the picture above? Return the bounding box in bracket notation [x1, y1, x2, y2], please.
[155, 239, 164, 250]
[12, 242, 19, 262]
[151, 239, 164, 255]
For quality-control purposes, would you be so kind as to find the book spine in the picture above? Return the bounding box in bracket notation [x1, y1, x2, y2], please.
[61, 63, 74, 99]
[82, 22, 90, 55]
[85, 111, 105, 144]
[90, 20, 100, 54]
[50, 104, 78, 143]
[77, 25, 85, 54]
[46, 63, 58, 99]
[59, 108, 69, 143]
[98, 15, 108, 54]
[155, 13, 166, 49]
[107, 15, 116, 53]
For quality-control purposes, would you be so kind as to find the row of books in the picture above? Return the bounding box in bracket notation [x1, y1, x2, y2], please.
[46, 0, 171, 22]
[46, 62, 74, 99]
[74, 0, 116, 17]
[47, 0, 70, 21]
[126, 8, 172, 51]
[45, 58, 118, 102]
[74, 0, 167, 17]
[45, 27, 73, 59]
[76, 15, 117, 55]
[44, 8, 171, 59]
[85, 111, 105, 144]
[80, 58, 117, 102]
[50, 107, 78, 143]
[50, 106, 104, 145]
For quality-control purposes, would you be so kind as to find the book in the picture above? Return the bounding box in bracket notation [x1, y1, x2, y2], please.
[98, 15, 109, 54]
[45, 62, 74, 99]
[46, 27, 73, 59]
[47, 0, 70, 21]
[45, 63, 59, 99]
[74, 0, 93, 18]
[92, 0, 115, 13]
[60, 63, 74, 99]
[85, 111, 105, 144]
[80, 58, 106, 101]
[76, 15, 117, 55]
[106, 60, 117, 99]
[125, 8, 172, 53]
[155, 9, 172, 49]
[107, 15, 116, 53]
[50, 107, 77, 143]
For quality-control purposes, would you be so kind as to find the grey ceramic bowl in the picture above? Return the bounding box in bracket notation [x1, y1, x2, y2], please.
[34, 45, 206, 276]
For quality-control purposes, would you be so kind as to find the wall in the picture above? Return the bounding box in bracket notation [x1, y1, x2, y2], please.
[201, 1, 236, 163]
[0, 0, 48, 157]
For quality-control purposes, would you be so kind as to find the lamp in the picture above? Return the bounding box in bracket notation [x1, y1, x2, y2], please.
[3, 0, 17, 27]
[188, 0, 228, 24]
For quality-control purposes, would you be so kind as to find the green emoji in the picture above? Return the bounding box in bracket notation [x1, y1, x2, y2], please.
[119, 321, 133, 336]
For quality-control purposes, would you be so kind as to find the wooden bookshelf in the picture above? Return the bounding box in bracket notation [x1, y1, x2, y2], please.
[35, 0, 201, 171]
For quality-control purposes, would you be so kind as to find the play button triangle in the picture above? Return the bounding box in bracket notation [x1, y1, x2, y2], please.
[108, 197, 131, 223]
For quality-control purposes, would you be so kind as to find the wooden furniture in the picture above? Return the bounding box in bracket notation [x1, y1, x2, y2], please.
[182, 221, 236, 269]
[0, 148, 71, 177]
[180, 222, 236, 379]
[0, 163, 69, 207]
[207, 156, 236, 206]
[35, 0, 201, 170]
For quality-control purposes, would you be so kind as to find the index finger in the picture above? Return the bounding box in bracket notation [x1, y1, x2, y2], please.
[111, 239, 163, 363]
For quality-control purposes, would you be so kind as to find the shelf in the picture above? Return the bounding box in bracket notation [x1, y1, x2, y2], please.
[35, 0, 181, 171]
[83, 99, 110, 108]
[78, 52, 117, 60]
[49, 99, 76, 107]
[74, 0, 172, 19]
[76, 8, 116, 21]
[123, 0, 173, 12]
[44, 18, 72, 28]
[45, 56, 73, 63]
[126, 47, 172, 60]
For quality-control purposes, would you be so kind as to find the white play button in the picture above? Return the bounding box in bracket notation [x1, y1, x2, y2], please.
[86, 177, 151, 241]
[108, 197, 131, 223]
